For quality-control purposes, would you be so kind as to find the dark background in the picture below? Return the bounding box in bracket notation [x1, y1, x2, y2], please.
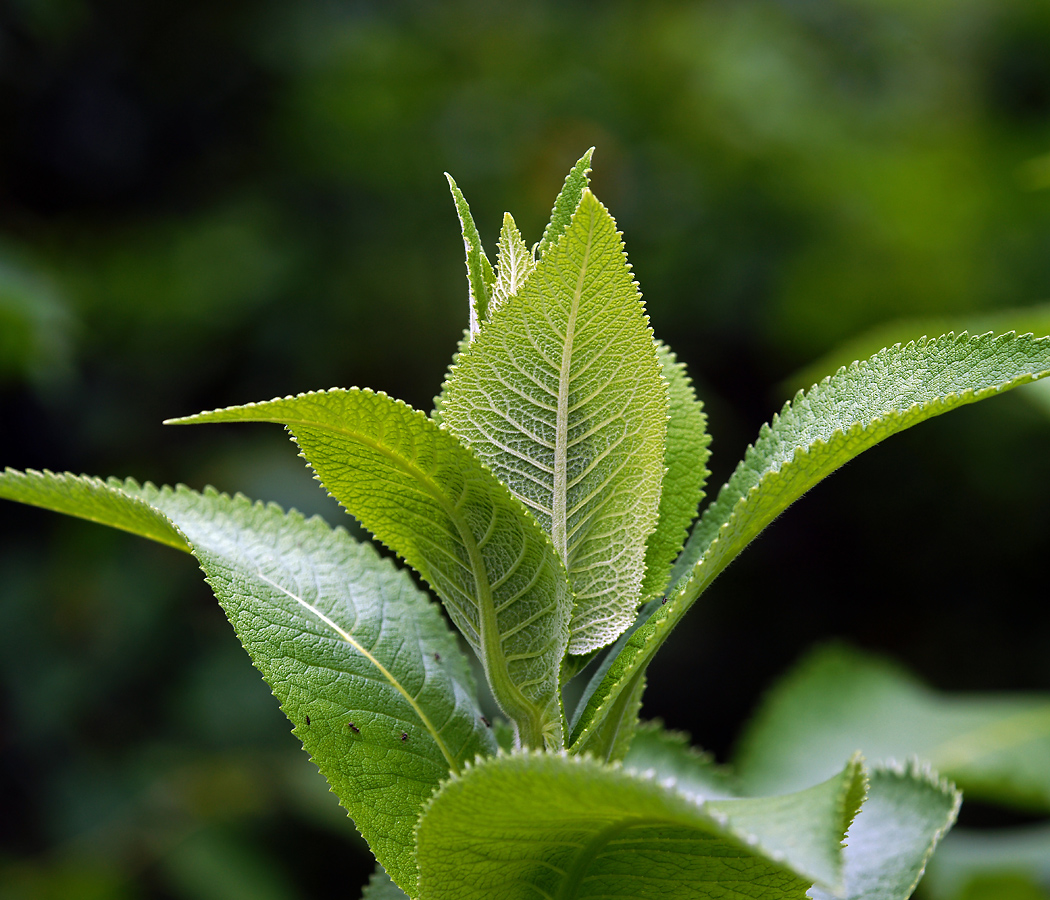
[1, 1, 1049, 897]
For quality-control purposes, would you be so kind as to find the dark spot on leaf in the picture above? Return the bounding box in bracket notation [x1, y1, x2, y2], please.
[401, 732, 408, 742]
[348, 722, 360, 733]
[480, 716, 491, 728]
[434, 652, 441, 662]
[304, 715, 310, 726]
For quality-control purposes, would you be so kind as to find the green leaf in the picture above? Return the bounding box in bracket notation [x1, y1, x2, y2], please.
[445, 173, 496, 337]
[171, 388, 571, 750]
[489, 212, 536, 316]
[623, 720, 738, 800]
[0, 467, 188, 550]
[808, 763, 961, 900]
[640, 341, 710, 602]
[734, 644, 1050, 810]
[922, 823, 1050, 900]
[537, 147, 594, 257]
[362, 866, 412, 900]
[0, 470, 496, 895]
[441, 190, 669, 655]
[416, 751, 866, 900]
[572, 331, 1050, 754]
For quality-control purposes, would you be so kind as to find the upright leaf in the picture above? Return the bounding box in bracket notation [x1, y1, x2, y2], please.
[734, 644, 1050, 810]
[572, 331, 1050, 755]
[640, 341, 710, 602]
[536, 147, 594, 257]
[415, 751, 866, 900]
[445, 173, 495, 337]
[808, 763, 961, 900]
[0, 470, 496, 894]
[441, 190, 669, 654]
[489, 212, 535, 316]
[171, 389, 571, 750]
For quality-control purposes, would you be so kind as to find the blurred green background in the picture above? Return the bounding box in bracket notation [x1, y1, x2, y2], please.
[1, 1, 1049, 897]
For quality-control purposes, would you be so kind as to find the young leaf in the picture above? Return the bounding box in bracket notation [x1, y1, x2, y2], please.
[415, 751, 865, 900]
[808, 763, 961, 900]
[536, 147, 594, 257]
[170, 388, 571, 750]
[0, 470, 496, 894]
[445, 173, 496, 337]
[571, 331, 1050, 754]
[489, 212, 536, 316]
[734, 644, 1050, 810]
[640, 341, 710, 602]
[441, 190, 669, 655]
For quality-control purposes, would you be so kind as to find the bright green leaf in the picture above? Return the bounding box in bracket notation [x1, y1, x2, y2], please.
[171, 388, 571, 750]
[623, 721, 738, 800]
[808, 763, 960, 900]
[445, 173, 496, 337]
[537, 147, 594, 257]
[0, 471, 496, 895]
[415, 751, 866, 899]
[734, 644, 1050, 810]
[640, 341, 710, 603]
[441, 190, 669, 655]
[489, 212, 536, 316]
[572, 331, 1050, 754]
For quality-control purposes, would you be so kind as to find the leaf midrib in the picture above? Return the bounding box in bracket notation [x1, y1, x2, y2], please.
[260, 412, 545, 737]
[552, 208, 597, 565]
[255, 570, 461, 772]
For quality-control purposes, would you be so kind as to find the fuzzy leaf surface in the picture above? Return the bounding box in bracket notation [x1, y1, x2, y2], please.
[0, 470, 496, 894]
[537, 147, 593, 257]
[623, 721, 738, 800]
[490, 212, 536, 316]
[446, 173, 495, 337]
[640, 341, 710, 602]
[416, 751, 866, 900]
[441, 190, 668, 655]
[172, 389, 571, 749]
[571, 331, 1050, 753]
[735, 645, 1050, 810]
[808, 764, 960, 900]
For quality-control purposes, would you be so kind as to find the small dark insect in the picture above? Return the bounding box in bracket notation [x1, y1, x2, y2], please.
[348, 722, 360, 733]
[480, 716, 491, 728]
[401, 732, 409, 742]
[434, 652, 441, 662]
[661, 598, 668, 605]
[304, 715, 311, 726]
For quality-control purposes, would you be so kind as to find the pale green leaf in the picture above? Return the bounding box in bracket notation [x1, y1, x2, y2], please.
[362, 866, 412, 900]
[536, 147, 594, 257]
[489, 212, 536, 316]
[441, 190, 669, 655]
[734, 644, 1050, 810]
[415, 751, 866, 900]
[623, 720, 738, 800]
[809, 763, 960, 900]
[922, 823, 1050, 900]
[571, 331, 1050, 754]
[0, 470, 496, 895]
[640, 341, 710, 602]
[171, 388, 571, 750]
[445, 173, 495, 337]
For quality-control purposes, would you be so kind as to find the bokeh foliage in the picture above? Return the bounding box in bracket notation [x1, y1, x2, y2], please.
[1, 1, 1049, 897]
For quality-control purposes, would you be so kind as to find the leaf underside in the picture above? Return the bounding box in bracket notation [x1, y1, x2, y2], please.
[171, 388, 571, 750]
[734, 644, 1050, 811]
[0, 469, 495, 895]
[416, 750, 866, 900]
[446, 173, 495, 337]
[441, 190, 669, 656]
[571, 330, 1050, 755]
